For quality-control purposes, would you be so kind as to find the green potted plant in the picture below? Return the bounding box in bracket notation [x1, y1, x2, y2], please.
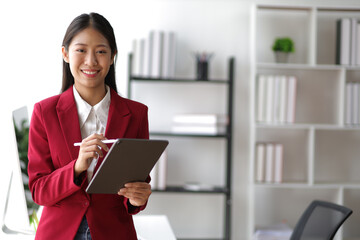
[14, 119, 40, 231]
[272, 37, 295, 63]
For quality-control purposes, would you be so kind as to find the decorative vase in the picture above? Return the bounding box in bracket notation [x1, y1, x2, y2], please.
[196, 61, 209, 80]
[275, 51, 289, 63]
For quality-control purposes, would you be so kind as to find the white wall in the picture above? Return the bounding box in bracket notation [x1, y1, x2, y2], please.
[0, 1, 251, 238]
[1, 0, 360, 239]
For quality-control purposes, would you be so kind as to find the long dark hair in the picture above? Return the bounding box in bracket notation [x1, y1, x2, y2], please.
[61, 13, 118, 93]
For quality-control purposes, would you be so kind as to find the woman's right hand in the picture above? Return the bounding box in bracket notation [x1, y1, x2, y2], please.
[74, 133, 109, 177]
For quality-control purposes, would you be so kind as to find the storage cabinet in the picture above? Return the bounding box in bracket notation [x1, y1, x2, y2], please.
[250, 4, 360, 240]
[128, 54, 234, 240]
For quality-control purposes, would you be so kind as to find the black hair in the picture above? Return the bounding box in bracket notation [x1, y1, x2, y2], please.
[61, 12, 117, 93]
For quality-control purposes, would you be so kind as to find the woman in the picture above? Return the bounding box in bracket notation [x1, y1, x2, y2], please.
[28, 12, 151, 240]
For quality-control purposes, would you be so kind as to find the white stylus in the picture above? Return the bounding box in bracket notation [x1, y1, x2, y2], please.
[73, 139, 118, 147]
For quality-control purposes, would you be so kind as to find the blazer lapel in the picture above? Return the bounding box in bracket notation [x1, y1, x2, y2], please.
[104, 88, 131, 140]
[56, 87, 82, 162]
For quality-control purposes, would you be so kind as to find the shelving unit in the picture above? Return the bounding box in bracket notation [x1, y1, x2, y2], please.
[128, 54, 234, 240]
[250, 4, 360, 240]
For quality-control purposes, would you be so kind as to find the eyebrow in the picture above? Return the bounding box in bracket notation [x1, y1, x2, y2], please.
[73, 43, 110, 48]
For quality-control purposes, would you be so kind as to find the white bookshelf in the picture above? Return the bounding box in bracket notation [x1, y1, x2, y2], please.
[250, 4, 360, 240]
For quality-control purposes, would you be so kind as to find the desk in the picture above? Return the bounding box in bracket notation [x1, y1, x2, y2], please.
[134, 215, 177, 240]
[0, 231, 34, 240]
[0, 215, 176, 240]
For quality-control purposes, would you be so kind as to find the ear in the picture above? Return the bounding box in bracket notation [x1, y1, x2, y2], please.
[62, 46, 69, 63]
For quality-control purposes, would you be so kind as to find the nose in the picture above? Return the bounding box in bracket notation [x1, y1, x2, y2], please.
[85, 51, 98, 66]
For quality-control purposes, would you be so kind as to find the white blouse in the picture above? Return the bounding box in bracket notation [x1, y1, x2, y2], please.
[73, 85, 111, 182]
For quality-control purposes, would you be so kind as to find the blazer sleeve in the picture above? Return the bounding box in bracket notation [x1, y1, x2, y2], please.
[28, 103, 82, 207]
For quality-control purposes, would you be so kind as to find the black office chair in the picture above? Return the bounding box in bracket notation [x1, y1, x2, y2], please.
[290, 200, 353, 240]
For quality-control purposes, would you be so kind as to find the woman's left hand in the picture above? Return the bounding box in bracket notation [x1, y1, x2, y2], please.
[118, 182, 152, 207]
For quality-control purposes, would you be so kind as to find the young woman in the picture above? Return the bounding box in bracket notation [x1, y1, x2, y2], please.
[28, 13, 151, 240]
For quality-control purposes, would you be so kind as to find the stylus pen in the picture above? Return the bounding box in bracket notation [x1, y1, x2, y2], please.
[73, 139, 118, 147]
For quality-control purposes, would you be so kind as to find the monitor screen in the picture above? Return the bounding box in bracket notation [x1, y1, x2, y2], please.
[2, 106, 41, 234]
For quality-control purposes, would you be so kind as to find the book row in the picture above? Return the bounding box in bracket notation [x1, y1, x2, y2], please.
[132, 30, 176, 78]
[345, 82, 360, 125]
[171, 113, 228, 135]
[256, 75, 297, 124]
[255, 143, 284, 183]
[336, 18, 360, 66]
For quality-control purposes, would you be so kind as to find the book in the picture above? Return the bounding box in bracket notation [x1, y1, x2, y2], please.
[265, 75, 275, 123]
[256, 75, 267, 122]
[183, 182, 214, 191]
[279, 75, 288, 123]
[345, 82, 353, 125]
[273, 75, 281, 122]
[336, 18, 351, 65]
[151, 31, 164, 78]
[286, 76, 297, 123]
[274, 143, 283, 183]
[143, 32, 153, 77]
[132, 39, 143, 76]
[171, 125, 226, 135]
[351, 18, 358, 66]
[149, 161, 158, 189]
[256, 143, 266, 182]
[352, 82, 359, 125]
[356, 21, 360, 65]
[157, 149, 167, 190]
[162, 32, 176, 78]
[265, 143, 274, 183]
[173, 114, 228, 125]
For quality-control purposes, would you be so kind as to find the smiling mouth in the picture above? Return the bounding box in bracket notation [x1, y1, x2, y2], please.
[82, 70, 99, 75]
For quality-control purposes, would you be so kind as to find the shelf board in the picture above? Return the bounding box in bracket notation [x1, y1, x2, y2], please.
[317, 6, 360, 12]
[255, 123, 360, 130]
[257, 4, 312, 11]
[257, 4, 360, 14]
[255, 182, 360, 189]
[257, 62, 346, 70]
[152, 185, 229, 194]
[254, 182, 311, 189]
[314, 182, 360, 189]
[150, 131, 229, 138]
[130, 75, 229, 84]
[257, 62, 360, 71]
[178, 238, 224, 240]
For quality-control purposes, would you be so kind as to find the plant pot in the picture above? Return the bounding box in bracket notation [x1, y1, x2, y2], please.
[274, 51, 289, 63]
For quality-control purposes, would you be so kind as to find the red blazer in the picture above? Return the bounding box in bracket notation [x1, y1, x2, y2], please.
[28, 86, 149, 240]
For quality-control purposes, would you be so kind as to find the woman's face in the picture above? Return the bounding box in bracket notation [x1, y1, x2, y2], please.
[62, 27, 114, 92]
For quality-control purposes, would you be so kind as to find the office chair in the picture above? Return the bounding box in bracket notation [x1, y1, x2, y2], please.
[290, 200, 352, 240]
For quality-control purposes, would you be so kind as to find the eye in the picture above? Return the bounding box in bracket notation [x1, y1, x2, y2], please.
[97, 50, 107, 54]
[76, 49, 85, 53]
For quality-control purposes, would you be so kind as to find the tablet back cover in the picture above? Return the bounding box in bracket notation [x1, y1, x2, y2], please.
[86, 139, 168, 194]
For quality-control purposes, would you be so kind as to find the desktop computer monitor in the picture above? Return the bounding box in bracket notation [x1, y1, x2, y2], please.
[2, 106, 41, 234]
